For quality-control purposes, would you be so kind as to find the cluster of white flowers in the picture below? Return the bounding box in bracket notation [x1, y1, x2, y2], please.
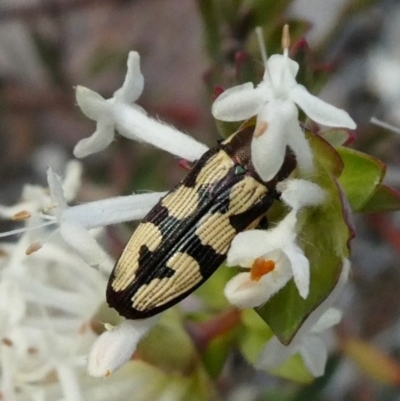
[0, 166, 147, 400]
[0, 26, 356, 388]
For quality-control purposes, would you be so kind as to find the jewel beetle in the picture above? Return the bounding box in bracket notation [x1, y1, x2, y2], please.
[106, 126, 296, 319]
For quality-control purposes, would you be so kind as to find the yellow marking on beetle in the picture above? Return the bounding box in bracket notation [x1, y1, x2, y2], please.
[195, 151, 233, 185]
[161, 186, 199, 219]
[131, 252, 202, 311]
[195, 178, 268, 254]
[196, 213, 236, 254]
[112, 222, 163, 292]
[229, 176, 267, 214]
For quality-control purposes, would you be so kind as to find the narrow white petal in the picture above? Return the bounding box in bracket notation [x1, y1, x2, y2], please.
[224, 273, 272, 308]
[87, 317, 158, 377]
[47, 168, 67, 210]
[62, 160, 83, 202]
[290, 85, 356, 129]
[56, 364, 83, 401]
[286, 121, 314, 176]
[277, 179, 325, 211]
[251, 100, 297, 181]
[112, 103, 208, 161]
[227, 230, 272, 267]
[113, 51, 144, 104]
[75, 86, 110, 121]
[311, 307, 342, 333]
[266, 55, 299, 82]
[73, 120, 115, 158]
[256, 336, 296, 370]
[300, 335, 328, 377]
[291, 259, 350, 339]
[263, 210, 297, 249]
[59, 222, 107, 266]
[284, 244, 310, 299]
[212, 83, 265, 121]
[61, 192, 165, 229]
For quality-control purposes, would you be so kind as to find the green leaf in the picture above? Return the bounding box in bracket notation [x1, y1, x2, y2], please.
[268, 353, 314, 384]
[137, 309, 196, 373]
[360, 184, 400, 213]
[256, 133, 353, 344]
[201, 331, 234, 378]
[337, 147, 386, 212]
[318, 128, 355, 147]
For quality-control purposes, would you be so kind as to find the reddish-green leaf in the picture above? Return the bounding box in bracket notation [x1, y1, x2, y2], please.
[256, 133, 353, 344]
[337, 147, 386, 212]
[360, 184, 400, 213]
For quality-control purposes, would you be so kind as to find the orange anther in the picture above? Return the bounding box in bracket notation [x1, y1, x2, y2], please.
[282, 24, 290, 51]
[12, 210, 31, 221]
[254, 121, 268, 138]
[25, 242, 42, 255]
[250, 258, 275, 282]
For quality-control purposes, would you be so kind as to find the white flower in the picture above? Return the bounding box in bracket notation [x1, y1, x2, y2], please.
[0, 234, 107, 401]
[74, 51, 208, 161]
[224, 179, 325, 308]
[212, 29, 356, 182]
[87, 317, 159, 377]
[256, 259, 350, 377]
[0, 165, 165, 266]
[225, 210, 309, 307]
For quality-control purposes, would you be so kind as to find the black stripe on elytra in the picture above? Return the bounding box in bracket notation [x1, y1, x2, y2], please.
[229, 189, 278, 231]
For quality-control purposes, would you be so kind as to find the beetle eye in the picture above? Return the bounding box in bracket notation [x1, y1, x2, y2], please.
[235, 165, 246, 175]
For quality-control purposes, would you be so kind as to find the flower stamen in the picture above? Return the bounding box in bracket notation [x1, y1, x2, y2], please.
[282, 24, 290, 57]
[25, 241, 42, 255]
[250, 258, 276, 282]
[12, 210, 31, 221]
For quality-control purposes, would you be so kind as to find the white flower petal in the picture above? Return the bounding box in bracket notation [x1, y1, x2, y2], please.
[300, 335, 328, 377]
[224, 273, 268, 308]
[112, 103, 208, 162]
[290, 85, 356, 129]
[59, 222, 106, 266]
[75, 86, 110, 121]
[251, 100, 297, 181]
[224, 255, 292, 308]
[286, 121, 314, 176]
[62, 192, 165, 229]
[311, 307, 342, 333]
[227, 230, 272, 267]
[47, 168, 67, 210]
[256, 336, 296, 370]
[284, 244, 310, 299]
[266, 55, 299, 83]
[264, 210, 297, 249]
[212, 83, 266, 121]
[62, 161, 83, 202]
[292, 259, 350, 339]
[113, 51, 144, 104]
[73, 120, 115, 158]
[88, 317, 158, 377]
[277, 179, 325, 211]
